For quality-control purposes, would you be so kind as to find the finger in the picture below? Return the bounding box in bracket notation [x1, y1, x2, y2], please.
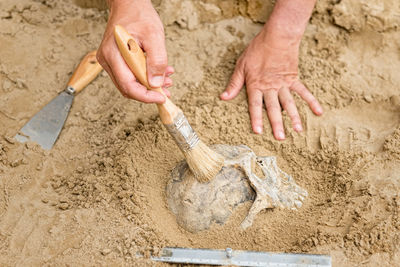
[264, 90, 285, 140]
[107, 50, 166, 103]
[220, 61, 245, 100]
[166, 65, 174, 76]
[279, 88, 303, 132]
[99, 60, 127, 96]
[96, 50, 107, 70]
[142, 34, 168, 88]
[164, 77, 173, 88]
[98, 48, 136, 98]
[96, 51, 118, 88]
[108, 69, 125, 96]
[247, 90, 264, 134]
[291, 80, 323, 115]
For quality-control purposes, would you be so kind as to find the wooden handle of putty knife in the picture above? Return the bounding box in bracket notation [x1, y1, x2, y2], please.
[114, 25, 180, 125]
[67, 50, 103, 94]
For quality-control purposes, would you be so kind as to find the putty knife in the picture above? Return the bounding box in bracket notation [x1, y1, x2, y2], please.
[15, 50, 102, 150]
[151, 247, 331, 267]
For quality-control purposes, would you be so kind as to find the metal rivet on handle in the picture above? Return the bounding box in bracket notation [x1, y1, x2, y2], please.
[65, 86, 76, 95]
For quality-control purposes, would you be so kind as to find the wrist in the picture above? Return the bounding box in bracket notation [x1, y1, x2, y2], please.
[107, 0, 151, 9]
[262, 18, 303, 48]
[262, 0, 315, 45]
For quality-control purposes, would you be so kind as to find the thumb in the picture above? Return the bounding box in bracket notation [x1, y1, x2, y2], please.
[220, 62, 244, 100]
[142, 34, 168, 88]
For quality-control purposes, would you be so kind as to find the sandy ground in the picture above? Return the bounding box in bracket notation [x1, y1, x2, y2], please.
[0, 0, 400, 266]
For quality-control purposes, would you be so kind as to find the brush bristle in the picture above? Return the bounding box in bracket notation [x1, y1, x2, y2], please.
[183, 141, 224, 183]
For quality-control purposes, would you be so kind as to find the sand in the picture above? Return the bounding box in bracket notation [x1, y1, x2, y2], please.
[0, 0, 399, 266]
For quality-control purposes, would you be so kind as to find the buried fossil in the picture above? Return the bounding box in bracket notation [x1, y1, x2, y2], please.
[166, 144, 308, 233]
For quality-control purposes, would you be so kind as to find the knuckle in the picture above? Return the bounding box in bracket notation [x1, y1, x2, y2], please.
[119, 80, 136, 95]
[265, 102, 280, 112]
[292, 119, 301, 126]
[144, 21, 164, 32]
[247, 80, 263, 91]
[95, 52, 101, 61]
[235, 60, 245, 71]
[118, 79, 130, 89]
[309, 95, 318, 102]
[96, 52, 105, 65]
[310, 99, 319, 107]
[296, 85, 307, 94]
[290, 114, 301, 122]
[270, 121, 282, 129]
[147, 29, 165, 43]
[101, 51, 115, 65]
[146, 51, 167, 71]
[150, 56, 167, 67]
[251, 115, 262, 122]
[140, 97, 152, 104]
[228, 79, 241, 90]
[97, 44, 108, 56]
[283, 98, 295, 107]
[248, 98, 263, 108]
[118, 88, 129, 98]
[128, 85, 156, 103]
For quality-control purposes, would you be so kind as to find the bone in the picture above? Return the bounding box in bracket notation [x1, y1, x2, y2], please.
[166, 144, 308, 232]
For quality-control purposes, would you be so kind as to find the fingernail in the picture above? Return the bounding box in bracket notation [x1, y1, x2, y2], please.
[276, 131, 285, 140]
[254, 126, 262, 134]
[150, 76, 164, 87]
[220, 92, 228, 98]
[316, 106, 323, 114]
[294, 124, 303, 132]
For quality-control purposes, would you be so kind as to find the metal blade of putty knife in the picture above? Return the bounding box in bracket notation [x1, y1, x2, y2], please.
[151, 247, 332, 267]
[14, 50, 102, 150]
[15, 90, 74, 150]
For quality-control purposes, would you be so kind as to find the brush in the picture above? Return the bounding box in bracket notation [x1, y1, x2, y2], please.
[114, 25, 224, 183]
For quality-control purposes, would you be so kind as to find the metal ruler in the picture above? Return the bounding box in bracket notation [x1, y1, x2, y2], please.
[152, 247, 331, 266]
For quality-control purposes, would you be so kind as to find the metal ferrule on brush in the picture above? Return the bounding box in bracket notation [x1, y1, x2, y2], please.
[165, 112, 200, 152]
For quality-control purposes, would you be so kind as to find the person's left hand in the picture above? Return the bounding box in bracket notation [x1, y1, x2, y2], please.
[220, 26, 323, 140]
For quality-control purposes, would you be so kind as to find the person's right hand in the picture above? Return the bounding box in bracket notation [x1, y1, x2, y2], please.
[97, 0, 174, 103]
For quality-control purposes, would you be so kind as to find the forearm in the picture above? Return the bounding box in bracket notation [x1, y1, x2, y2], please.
[264, 0, 316, 44]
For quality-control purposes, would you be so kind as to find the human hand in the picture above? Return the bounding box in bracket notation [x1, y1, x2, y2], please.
[97, 0, 173, 103]
[220, 25, 322, 140]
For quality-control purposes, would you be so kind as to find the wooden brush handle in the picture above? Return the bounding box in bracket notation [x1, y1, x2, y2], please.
[114, 25, 180, 125]
[67, 50, 103, 94]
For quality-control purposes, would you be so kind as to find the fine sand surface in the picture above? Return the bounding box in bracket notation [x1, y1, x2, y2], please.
[1, 0, 400, 266]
